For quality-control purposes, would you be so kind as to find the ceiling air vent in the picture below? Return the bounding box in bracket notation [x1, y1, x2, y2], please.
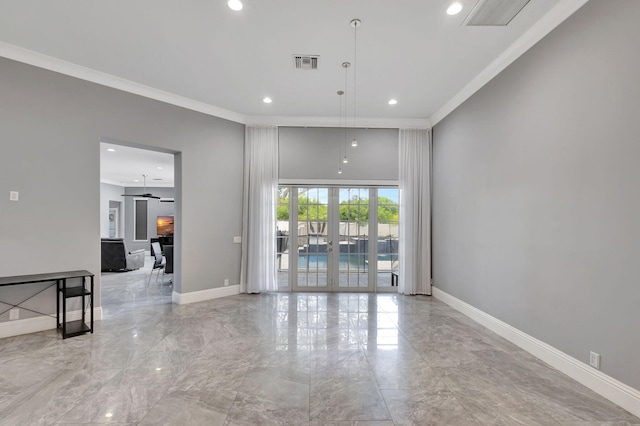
[463, 0, 531, 26]
[293, 55, 319, 70]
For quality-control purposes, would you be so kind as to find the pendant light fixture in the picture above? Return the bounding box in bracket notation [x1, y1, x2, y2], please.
[350, 19, 361, 148]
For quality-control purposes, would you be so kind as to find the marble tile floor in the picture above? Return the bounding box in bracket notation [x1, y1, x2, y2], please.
[277, 272, 395, 292]
[0, 264, 638, 425]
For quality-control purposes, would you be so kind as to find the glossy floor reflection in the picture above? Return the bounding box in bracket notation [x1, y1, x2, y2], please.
[0, 268, 638, 425]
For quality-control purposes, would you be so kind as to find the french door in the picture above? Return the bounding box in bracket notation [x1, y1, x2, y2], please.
[276, 186, 399, 292]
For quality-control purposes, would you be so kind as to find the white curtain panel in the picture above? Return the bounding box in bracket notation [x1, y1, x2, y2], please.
[240, 126, 279, 293]
[398, 128, 432, 295]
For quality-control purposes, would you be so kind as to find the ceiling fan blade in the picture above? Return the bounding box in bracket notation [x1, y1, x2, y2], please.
[119, 175, 163, 199]
[121, 193, 161, 199]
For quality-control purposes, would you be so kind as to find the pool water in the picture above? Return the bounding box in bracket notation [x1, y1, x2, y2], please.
[298, 254, 364, 269]
[298, 254, 397, 269]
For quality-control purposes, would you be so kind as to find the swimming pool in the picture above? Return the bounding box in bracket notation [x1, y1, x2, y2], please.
[297, 254, 397, 269]
[298, 254, 364, 269]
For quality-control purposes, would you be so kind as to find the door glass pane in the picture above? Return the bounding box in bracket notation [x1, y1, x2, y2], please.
[297, 187, 329, 288]
[276, 187, 290, 290]
[377, 188, 399, 288]
[338, 188, 369, 288]
[108, 208, 117, 238]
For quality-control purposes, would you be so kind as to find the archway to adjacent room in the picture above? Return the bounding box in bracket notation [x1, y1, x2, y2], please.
[99, 138, 180, 308]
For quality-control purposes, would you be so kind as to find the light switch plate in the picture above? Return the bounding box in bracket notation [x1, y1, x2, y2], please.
[9, 191, 19, 201]
[233, 236, 242, 244]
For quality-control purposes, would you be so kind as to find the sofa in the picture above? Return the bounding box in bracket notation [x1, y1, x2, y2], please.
[101, 238, 146, 272]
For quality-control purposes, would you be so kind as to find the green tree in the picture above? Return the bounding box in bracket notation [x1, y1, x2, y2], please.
[297, 196, 328, 221]
[339, 195, 369, 221]
[377, 196, 399, 222]
[277, 188, 290, 220]
[277, 205, 289, 220]
[277, 191, 398, 222]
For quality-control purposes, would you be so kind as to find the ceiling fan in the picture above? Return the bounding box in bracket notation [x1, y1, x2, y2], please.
[121, 174, 161, 199]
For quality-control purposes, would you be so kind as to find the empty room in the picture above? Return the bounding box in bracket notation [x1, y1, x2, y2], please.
[0, 0, 638, 424]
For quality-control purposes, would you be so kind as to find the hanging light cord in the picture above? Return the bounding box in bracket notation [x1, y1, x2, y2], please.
[353, 22, 357, 130]
[339, 91, 343, 167]
[344, 63, 349, 152]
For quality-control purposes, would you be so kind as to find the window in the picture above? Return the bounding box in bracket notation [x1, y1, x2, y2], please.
[134, 199, 148, 241]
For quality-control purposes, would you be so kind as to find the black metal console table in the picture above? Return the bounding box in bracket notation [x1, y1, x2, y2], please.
[0, 270, 94, 339]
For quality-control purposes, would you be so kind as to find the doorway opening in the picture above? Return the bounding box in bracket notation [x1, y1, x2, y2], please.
[99, 140, 179, 309]
[108, 203, 121, 238]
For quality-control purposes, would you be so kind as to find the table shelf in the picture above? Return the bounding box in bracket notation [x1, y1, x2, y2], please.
[63, 286, 92, 298]
[55, 272, 94, 339]
[63, 320, 92, 338]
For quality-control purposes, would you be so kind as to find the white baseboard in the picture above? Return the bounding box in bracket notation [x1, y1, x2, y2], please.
[432, 287, 640, 418]
[0, 307, 103, 339]
[172, 284, 240, 305]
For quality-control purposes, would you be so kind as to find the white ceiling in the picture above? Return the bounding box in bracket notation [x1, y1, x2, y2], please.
[0, 0, 587, 126]
[100, 142, 174, 187]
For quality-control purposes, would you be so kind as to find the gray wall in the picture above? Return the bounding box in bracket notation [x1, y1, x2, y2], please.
[123, 187, 175, 252]
[0, 56, 244, 321]
[279, 127, 399, 182]
[432, 0, 640, 390]
[100, 182, 124, 238]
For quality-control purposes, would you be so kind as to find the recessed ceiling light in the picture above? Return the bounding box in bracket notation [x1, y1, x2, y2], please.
[156, 166, 163, 170]
[107, 148, 116, 152]
[388, 99, 398, 105]
[105, 413, 113, 418]
[228, 0, 242, 11]
[447, 2, 463, 15]
[133, 179, 140, 183]
[263, 97, 272, 104]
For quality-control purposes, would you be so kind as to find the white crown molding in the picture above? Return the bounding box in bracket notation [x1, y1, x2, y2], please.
[172, 284, 240, 305]
[429, 0, 591, 126]
[122, 183, 175, 188]
[0, 307, 102, 339]
[432, 287, 640, 419]
[100, 178, 125, 187]
[279, 179, 399, 187]
[101, 180, 175, 188]
[0, 42, 247, 125]
[246, 115, 431, 129]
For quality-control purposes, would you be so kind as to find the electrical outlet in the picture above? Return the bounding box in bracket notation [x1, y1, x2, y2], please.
[224, 278, 229, 286]
[9, 191, 19, 201]
[590, 351, 601, 370]
[9, 308, 19, 320]
[233, 236, 242, 244]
